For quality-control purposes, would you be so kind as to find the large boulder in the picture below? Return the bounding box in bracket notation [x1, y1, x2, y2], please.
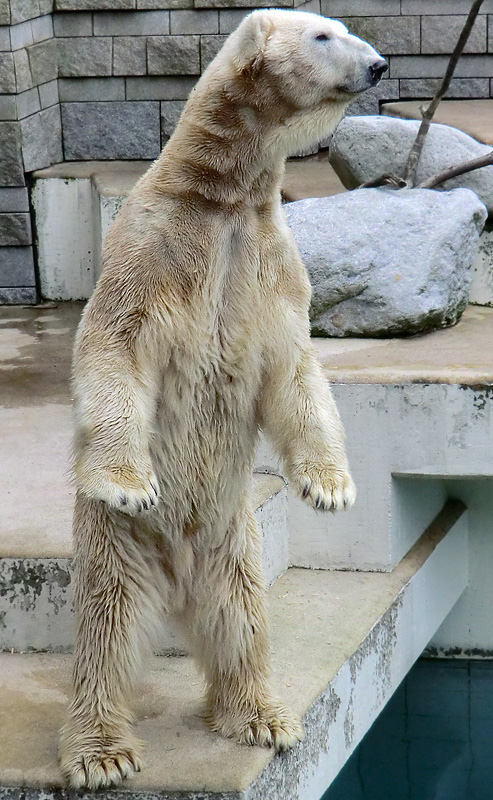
[329, 115, 493, 216]
[285, 188, 487, 337]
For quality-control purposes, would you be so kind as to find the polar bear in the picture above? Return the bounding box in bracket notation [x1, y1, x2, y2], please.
[59, 9, 386, 790]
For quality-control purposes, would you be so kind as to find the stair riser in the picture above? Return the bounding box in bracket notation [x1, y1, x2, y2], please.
[0, 486, 288, 654]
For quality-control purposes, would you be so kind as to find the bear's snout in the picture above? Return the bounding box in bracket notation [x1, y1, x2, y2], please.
[368, 58, 388, 86]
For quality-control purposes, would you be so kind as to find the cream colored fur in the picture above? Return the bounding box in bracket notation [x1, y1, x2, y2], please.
[60, 9, 384, 790]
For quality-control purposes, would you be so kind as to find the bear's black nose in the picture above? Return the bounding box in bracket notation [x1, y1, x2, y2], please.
[369, 59, 389, 84]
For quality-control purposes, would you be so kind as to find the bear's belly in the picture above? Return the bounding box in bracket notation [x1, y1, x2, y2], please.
[148, 346, 262, 539]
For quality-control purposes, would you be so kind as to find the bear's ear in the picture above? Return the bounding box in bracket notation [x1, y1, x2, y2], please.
[233, 11, 274, 76]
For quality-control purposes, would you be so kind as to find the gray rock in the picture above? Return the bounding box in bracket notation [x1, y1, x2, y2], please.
[13, 49, 33, 93]
[113, 36, 147, 76]
[329, 115, 493, 215]
[0, 287, 37, 304]
[285, 188, 487, 337]
[0, 53, 16, 95]
[147, 35, 200, 76]
[57, 37, 113, 78]
[0, 188, 30, 213]
[27, 39, 57, 85]
[199, 34, 227, 70]
[0, 122, 25, 187]
[161, 100, 186, 140]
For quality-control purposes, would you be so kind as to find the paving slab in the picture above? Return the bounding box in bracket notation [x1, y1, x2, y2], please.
[0, 500, 468, 798]
[316, 305, 493, 385]
[382, 99, 493, 147]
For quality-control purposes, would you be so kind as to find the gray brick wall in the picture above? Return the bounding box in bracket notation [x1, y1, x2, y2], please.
[2, 0, 493, 303]
[0, 1, 60, 302]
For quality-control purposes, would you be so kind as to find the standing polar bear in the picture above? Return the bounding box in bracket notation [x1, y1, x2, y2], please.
[60, 9, 387, 790]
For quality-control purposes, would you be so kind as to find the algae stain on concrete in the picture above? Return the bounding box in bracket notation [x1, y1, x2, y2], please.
[248, 686, 342, 800]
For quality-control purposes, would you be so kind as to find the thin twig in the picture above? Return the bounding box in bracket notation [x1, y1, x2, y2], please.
[403, 0, 485, 187]
[418, 150, 493, 189]
[358, 173, 407, 189]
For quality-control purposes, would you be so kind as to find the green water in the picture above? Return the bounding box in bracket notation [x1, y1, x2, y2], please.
[322, 658, 493, 800]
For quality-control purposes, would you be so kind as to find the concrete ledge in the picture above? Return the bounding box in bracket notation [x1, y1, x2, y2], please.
[381, 99, 493, 147]
[0, 472, 288, 653]
[315, 305, 493, 385]
[0, 501, 468, 799]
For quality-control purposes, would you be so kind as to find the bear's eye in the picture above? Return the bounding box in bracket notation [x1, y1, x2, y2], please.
[315, 33, 330, 42]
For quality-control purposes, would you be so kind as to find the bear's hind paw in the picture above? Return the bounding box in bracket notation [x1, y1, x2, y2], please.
[61, 747, 142, 790]
[210, 702, 304, 753]
[240, 708, 305, 752]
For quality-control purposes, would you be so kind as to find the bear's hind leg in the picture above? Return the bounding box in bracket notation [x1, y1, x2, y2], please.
[186, 509, 304, 752]
[60, 494, 160, 789]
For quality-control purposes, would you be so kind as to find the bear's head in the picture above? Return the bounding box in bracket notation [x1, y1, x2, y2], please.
[208, 9, 388, 158]
[230, 10, 387, 106]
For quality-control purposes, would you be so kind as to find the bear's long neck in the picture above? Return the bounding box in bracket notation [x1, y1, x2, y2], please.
[147, 75, 296, 208]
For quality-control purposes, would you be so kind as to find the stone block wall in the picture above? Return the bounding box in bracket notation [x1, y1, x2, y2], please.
[1, 0, 493, 302]
[0, 0, 62, 303]
[53, 0, 320, 160]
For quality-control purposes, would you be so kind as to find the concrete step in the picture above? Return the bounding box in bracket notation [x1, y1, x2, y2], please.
[0, 472, 288, 654]
[0, 501, 468, 800]
[381, 99, 493, 307]
[31, 156, 345, 302]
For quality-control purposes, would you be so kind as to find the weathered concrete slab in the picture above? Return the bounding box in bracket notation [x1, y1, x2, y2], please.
[0, 503, 468, 799]
[0, 472, 287, 653]
[314, 304, 493, 385]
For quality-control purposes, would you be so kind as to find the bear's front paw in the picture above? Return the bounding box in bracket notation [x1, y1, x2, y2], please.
[77, 463, 160, 515]
[293, 464, 356, 512]
[114, 473, 160, 515]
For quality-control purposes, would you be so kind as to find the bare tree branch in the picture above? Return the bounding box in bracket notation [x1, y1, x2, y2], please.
[418, 150, 493, 189]
[358, 174, 407, 189]
[403, 0, 485, 187]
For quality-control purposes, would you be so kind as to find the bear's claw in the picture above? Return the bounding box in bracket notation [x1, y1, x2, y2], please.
[61, 740, 143, 790]
[78, 464, 161, 515]
[116, 476, 160, 515]
[296, 466, 356, 512]
[208, 701, 305, 753]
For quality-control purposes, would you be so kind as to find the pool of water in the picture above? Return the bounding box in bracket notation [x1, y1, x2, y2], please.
[322, 658, 493, 800]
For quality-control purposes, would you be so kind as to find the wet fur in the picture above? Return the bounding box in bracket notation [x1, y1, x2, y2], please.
[59, 9, 382, 789]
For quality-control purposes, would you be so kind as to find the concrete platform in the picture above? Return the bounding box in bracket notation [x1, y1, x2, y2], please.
[381, 99, 493, 147]
[283, 153, 346, 202]
[0, 502, 468, 799]
[2, 302, 492, 396]
[317, 304, 493, 385]
[2, 302, 493, 580]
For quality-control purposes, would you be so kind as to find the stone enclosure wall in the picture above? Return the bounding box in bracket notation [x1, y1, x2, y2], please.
[1, 0, 493, 302]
